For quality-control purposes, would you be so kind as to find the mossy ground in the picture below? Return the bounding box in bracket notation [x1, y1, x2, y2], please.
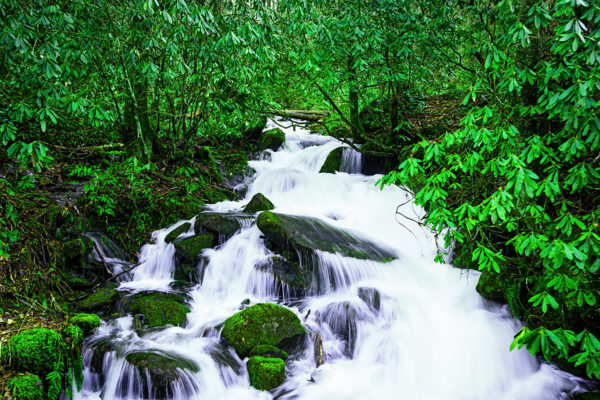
[221, 303, 306, 358]
[246, 356, 285, 391]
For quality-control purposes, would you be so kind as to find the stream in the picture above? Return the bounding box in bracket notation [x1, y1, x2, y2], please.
[75, 119, 588, 399]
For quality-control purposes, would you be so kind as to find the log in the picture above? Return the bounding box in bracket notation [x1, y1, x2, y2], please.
[275, 110, 330, 122]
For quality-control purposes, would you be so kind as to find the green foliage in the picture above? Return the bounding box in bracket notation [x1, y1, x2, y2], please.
[7, 373, 44, 400]
[379, 0, 600, 379]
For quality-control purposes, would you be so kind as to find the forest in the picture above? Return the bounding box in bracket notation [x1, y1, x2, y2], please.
[0, 0, 599, 399]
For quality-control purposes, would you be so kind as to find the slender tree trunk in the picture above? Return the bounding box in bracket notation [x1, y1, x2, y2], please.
[347, 55, 362, 142]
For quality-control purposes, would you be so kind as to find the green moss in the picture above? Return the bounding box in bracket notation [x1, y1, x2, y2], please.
[243, 193, 275, 213]
[260, 128, 286, 151]
[62, 325, 84, 353]
[173, 233, 215, 261]
[221, 303, 306, 358]
[319, 146, 344, 173]
[246, 356, 285, 391]
[129, 294, 190, 328]
[2, 328, 66, 378]
[194, 212, 253, 238]
[7, 373, 44, 400]
[249, 345, 288, 360]
[476, 270, 505, 303]
[165, 222, 192, 244]
[70, 313, 101, 335]
[75, 285, 119, 312]
[63, 275, 94, 290]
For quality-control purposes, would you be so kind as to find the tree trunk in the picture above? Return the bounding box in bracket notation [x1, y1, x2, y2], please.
[348, 55, 362, 142]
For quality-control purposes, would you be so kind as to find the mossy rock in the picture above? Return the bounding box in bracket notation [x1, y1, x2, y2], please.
[249, 345, 288, 360]
[70, 313, 102, 335]
[476, 270, 505, 303]
[319, 146, 344, 173]
[173, 233, 215, 261]
[194, 212, 254, 241]
[572, 393, 600, 400]
[165, 222, 192, 244]
[128, 293, 190, 328]
[269, 256, 312, 295]
[7, 373, 44, 400]
[1, 328, 67, 378]
[256, 211, 396, 264]
[62, 237, 93, 267]
[221, 303, 306, 358]
[63, 274, 94, 290]
[243, 193, 275, 213]
[260, 128, 286, 151]
[125, 350, 199, 398]
[75, 284, 120, 312]
[246, 356, 285, 391]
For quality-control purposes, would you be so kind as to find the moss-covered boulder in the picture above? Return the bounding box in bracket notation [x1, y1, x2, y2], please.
[1, 328, 67, 378]
[260, 128, 286, 151]
[127, 292, 190, 328]
[70, 313, 102, 335]
[319, 146, 344, 173]
[194, 212, 254, 242]
[221, 303, 306, 358]
[264, 256, 312, 296]
[246, 356, 285, 391]
[249, 345, 288, 360]
[62, 237, 93, 267]
[7, 373, 44, 400]
[476, 270, 505, 303]
[173, 233, 214, 261]
[125, 350, 199, 398]
[75, 284, 120, 312]
[256, 211, 396, 263]
[243, 193, 275, 213]
[165, 222, 192, 244]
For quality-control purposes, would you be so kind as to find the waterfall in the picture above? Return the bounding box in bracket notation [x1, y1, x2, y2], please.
[74, 119, 588, 400]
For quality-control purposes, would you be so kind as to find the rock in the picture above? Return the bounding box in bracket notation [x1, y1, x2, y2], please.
[173, 233, 215, 262]
[243, 193, 275, 213]
[1, 328, 68, 378]
[89, 339, 116, 377]
[194, 212, 254, 242]
[572, 393, 600, 400]
[358, 287, 381, 312]
[249, 345, 289, 360]
[221, 303, 306, 358]
[319, 147, 344, 173]
[268, 256, 312, 295]
[246, 356, 285, 391]
[63, 274, 94, 290]
[62, 237, 93, 267]
[256, 211, 396, 263]
[321, 301, 364, 355]
[313, 332, 324, 367]
[76, 284, 120, 313]
[360, 150, 397, 175]
[476, 270, 505, 303]
[70, 313, 102, 335]
[7, 373, 43, 400]
[164, 222, 191, 244]
[125, 292, 190, 328]
[125, 350, 199, 398]
[260, 128, 286, 151]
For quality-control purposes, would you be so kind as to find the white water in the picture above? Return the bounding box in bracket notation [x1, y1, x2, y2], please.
[76, 119, 587, 399]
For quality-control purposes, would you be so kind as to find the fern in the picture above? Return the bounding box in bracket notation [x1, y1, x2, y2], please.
[46, 370, 62, 400]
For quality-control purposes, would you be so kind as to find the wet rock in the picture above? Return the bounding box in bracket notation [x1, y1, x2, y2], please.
[194, 212, 254, 242]
[89, 339, 116, 376]
[256, 211, 396, 262]
[319, 146, 344, 173]
[76, 283, 120, 313]
[173, 233, 215, 262]
[221, 303, 306, 358]
[313, 332, 324, 367]
[243, 193, 275, 213]
[358, 287, 381, 312]
[125, 350, 199, 399]
[249, 344, 288, 360]
[360, 151, 397, 175]
[476, 270, 505, 303]
[321, 301, 365, 355]
[268, 256, 312, 296]
[124, 292, 190, 328]
[164, 222, 192, 244]
[70, 313, 102, 335]
[260, 128, 286, 151]
[247, 356, 286, 391]
[572, 393, 600, 400]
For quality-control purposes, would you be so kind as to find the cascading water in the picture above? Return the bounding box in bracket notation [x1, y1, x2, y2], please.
[75, 119, 590, 399]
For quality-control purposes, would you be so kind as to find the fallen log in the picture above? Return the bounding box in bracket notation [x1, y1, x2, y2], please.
[275, 110, 330, 122]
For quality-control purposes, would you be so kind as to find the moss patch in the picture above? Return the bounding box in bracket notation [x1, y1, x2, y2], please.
[243, 193, 275, 213]
[7, 373, 43, 400]
[249, 345, 288, 360]
[70, 313, 101, 335]
[476, 271, 505, 303]
[1, 328, 66, 378]
[319, 146, 344, 173]
[129, 293, 190, 328]
[260, 128, 286, 151]
[194, 212, 252, 239]
[246, 356, 285, 391]
[164, 222, 192, 244]
[173, 233, 215, 261]
[221, 303, 306, 358]
[75, 284, 119, 312]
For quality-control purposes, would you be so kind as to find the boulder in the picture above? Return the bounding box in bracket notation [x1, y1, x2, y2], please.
[358, 287, 381, 312]
[70, 313, 102, 335]
[243, 193, 275, 213]
[76, 284, 120, 313]
[164, 222, 191, 244]
[262, 256, 312, 296]
[246, 356, 285, 391]
[476, 270, 505, 303]
[125, 292, 190, 328]
[7, 373, 43, 400]
[249, 345, 288, 360]
[260, 128, 286, 151]
[194, 212, 254, 242]
[319, 147, 344, 173]
[256, 211, 396, 263]
[221, 303, 306, 358]
[125, 350, 199, 398]
[173, 233, 215, 262]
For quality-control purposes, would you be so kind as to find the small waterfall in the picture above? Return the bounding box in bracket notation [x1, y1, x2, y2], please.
[75, 118, 589, 400]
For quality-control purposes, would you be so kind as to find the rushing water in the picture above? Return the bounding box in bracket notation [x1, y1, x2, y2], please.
[75, 119, 589, 399]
